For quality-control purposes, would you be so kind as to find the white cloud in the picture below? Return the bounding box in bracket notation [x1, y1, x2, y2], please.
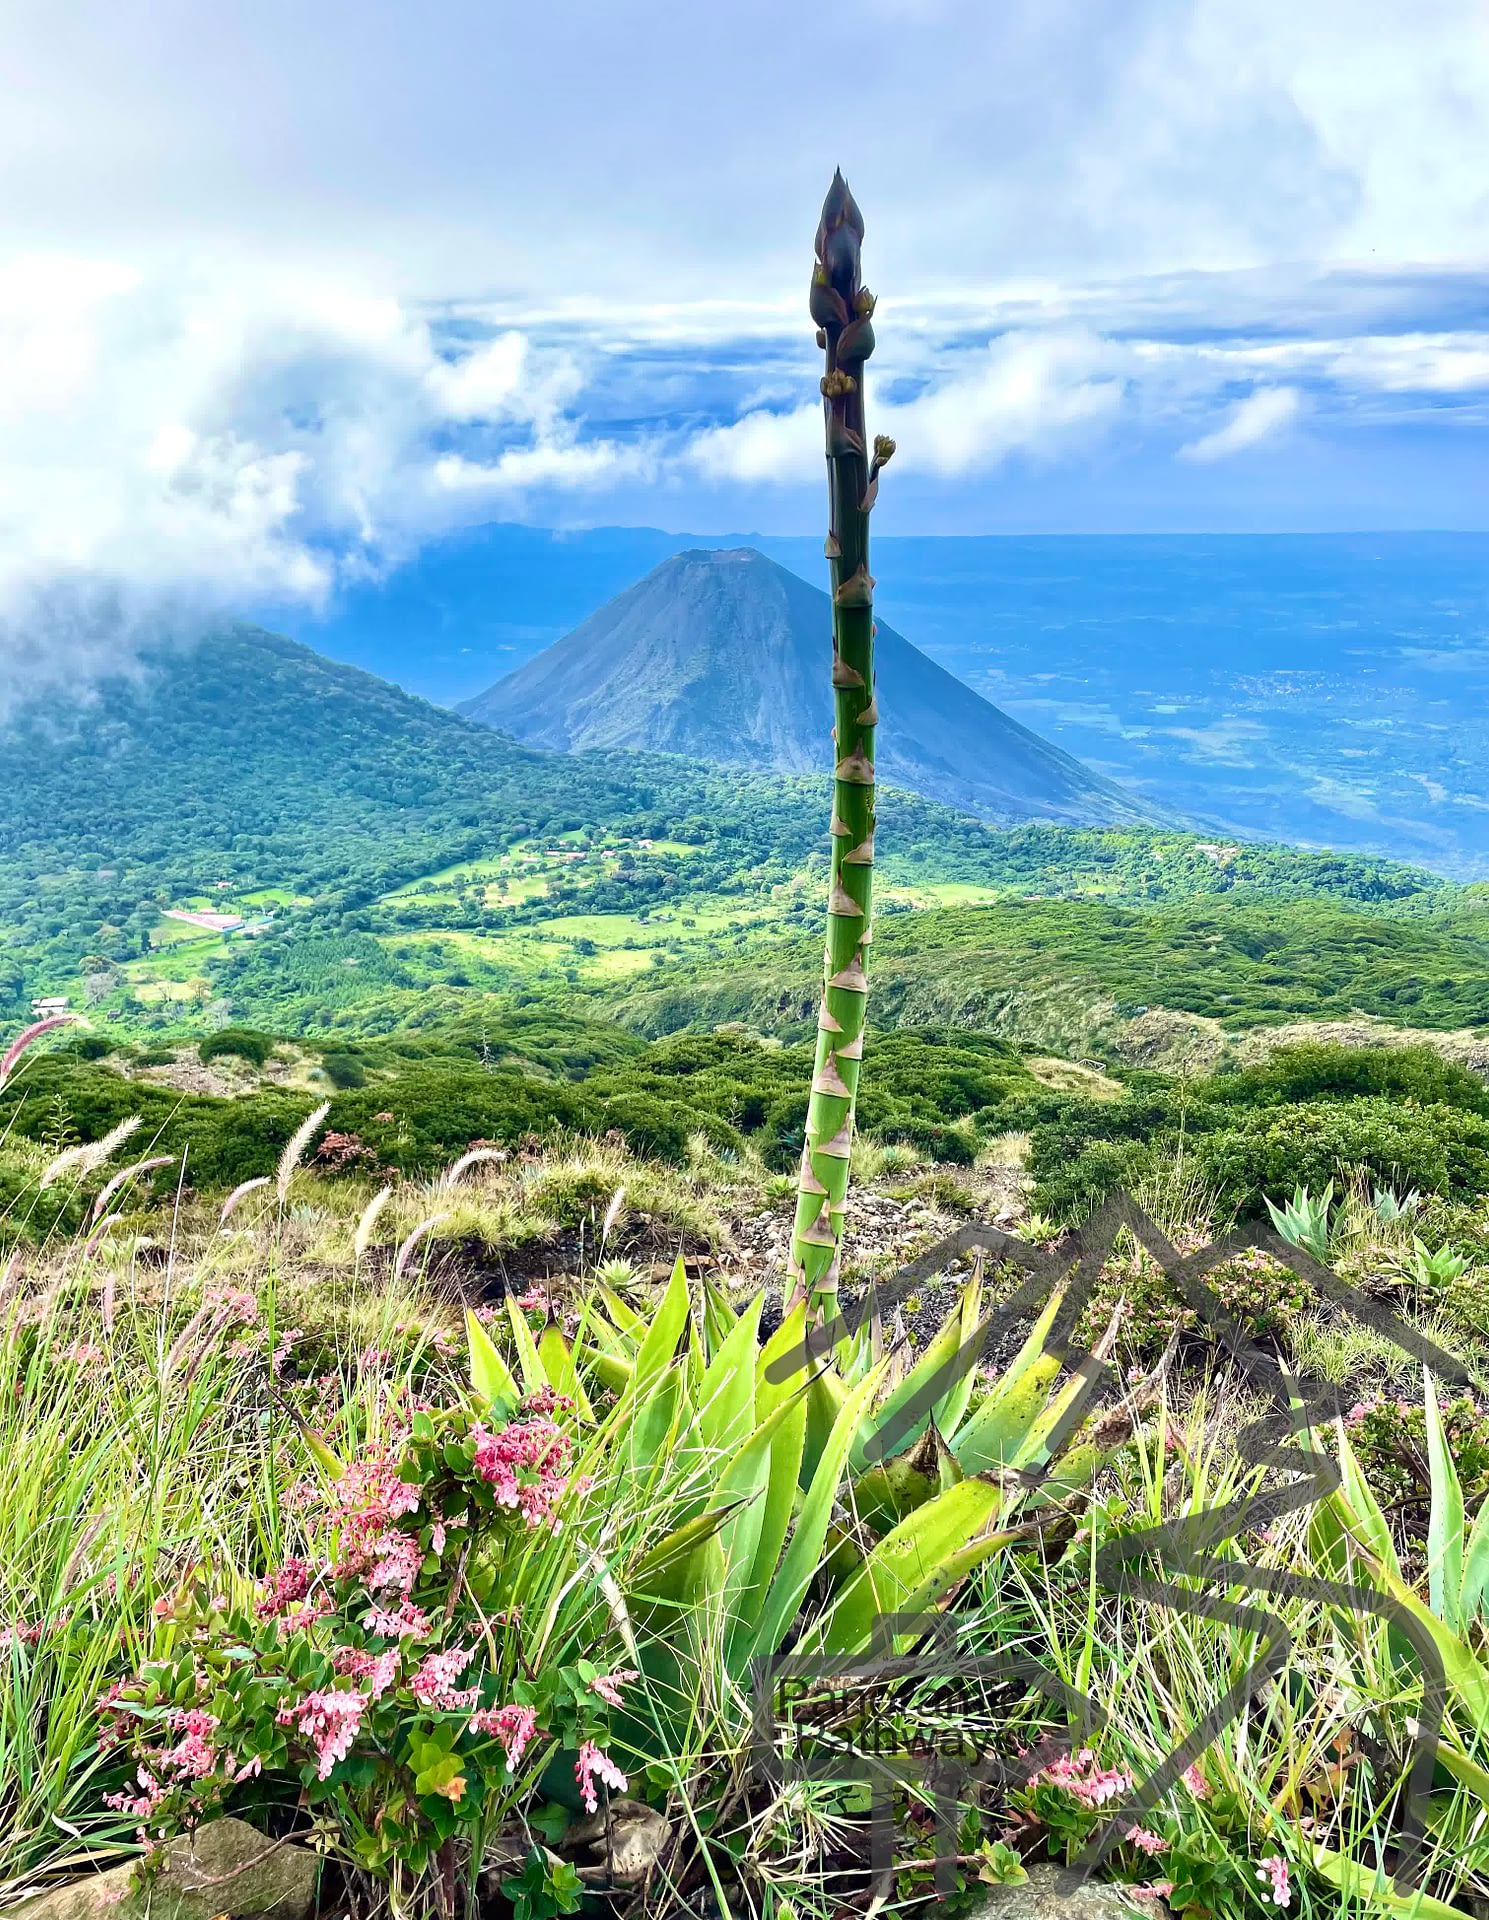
[1178, 386, 1301, 462]
[0, 257, 636, 617]
[688, 331, 1127, 485]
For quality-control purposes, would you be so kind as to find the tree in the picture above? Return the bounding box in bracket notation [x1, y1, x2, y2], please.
[788, 171, 895, 1314]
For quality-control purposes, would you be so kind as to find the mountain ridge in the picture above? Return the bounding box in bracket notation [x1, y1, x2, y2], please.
[459, 547, 1163, 829]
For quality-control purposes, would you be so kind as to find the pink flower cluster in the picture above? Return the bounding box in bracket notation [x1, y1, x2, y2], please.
[410, 1646, 479, 1711]
[103, 1708, 222, 1822]
[1256, 1854, 1292, 1908]
[364, 1597, 431, 1639]
[333, 1644, 400, 1698]
[471, 1416, 576, 1528]
[575, 1740, 627, 1814]
[469, 1702, 540, 1770]
[324, 1443, 424, 1593]
[588, 1668, 637, 1709]
[1026, 1747, 1133, 1808]
[256, 1555, 314, 1620]
[276, 1687, 367, 1780]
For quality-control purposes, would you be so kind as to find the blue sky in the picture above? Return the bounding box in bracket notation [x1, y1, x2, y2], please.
[0, 0, 1487, 697]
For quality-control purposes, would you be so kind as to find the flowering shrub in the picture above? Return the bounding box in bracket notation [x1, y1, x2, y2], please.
[1008, 1748, 1296, 1915]
[1346, 1391, 1489, 1545]
[97, 1390, 638, 1895]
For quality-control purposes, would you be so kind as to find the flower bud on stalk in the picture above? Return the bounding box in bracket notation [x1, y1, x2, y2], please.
[789, 172, 894, 1317]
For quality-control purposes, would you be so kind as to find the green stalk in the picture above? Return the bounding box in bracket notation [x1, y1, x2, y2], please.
[789, 171, 894, 1317]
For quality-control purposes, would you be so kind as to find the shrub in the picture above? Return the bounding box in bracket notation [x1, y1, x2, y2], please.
[1197, 1099, 1489, 1213]
[321, 1050, 367, 1089]
[97, 1393, 637, 1894]
[198, 1027, 274, 1068]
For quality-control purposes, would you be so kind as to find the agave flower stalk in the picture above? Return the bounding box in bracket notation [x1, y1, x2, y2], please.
[789, 171, 895, 1316]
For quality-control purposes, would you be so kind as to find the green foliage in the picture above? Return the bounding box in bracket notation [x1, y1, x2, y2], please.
[319, 1049, 367, 1089]
[1028, 1043, 1489, 1223]
[613, 895, 1489, 1043]
[198, 1025, 274, 1067]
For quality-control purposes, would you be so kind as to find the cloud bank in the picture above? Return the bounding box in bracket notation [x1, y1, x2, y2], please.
[0, 0, 1486, 706]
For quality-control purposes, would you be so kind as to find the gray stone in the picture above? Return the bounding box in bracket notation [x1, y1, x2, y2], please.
[964, 1863, 1166, 1919]
[15, 1818, 319, 1920]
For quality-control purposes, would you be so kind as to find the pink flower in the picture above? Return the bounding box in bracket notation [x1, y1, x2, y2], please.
[410, 1646, 480, 1711]
[589, 1667, 638, 1709]
[1130, 1886, 1175, 1905]
[470, 1703, 540, 1770]
[1125, 1826, 1168, 1857]
[1026, 1747, 1132, 1809]
[269, 1327, 302, 1375]
[1182, 1762, 1209, 1798]
[1256, 1855, 1291, 1908]
[363, 1597, 432, 1639]
[256, 1556, 314, 1620]
[470, 1416, 574, 1529]
[103, 1766, 167, 1819]
[574, 1740, 627, 1814]
[333, 1645, 400, 1697]
[361, 1529, 424, 1596]
[276, 1687, 367, 1779]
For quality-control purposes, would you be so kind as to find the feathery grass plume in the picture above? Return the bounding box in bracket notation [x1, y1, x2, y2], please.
[393, 1212, 452, 1283]
[353, 1183, 395, 1263]
[40, 1115, 142, 1189]
[0, 1014, 76, 1090]
[219, 1175, 272, 1224]
[600, 1183, 626, 1247]
[440, 1146, 507, 1189]
[91, 1155, 174, 1224]
[276, 1100, 331, 1201]
[790, 170, 894, 1318]
[83, 1211, 122, 1260]
[0, 1248, 22, 1320]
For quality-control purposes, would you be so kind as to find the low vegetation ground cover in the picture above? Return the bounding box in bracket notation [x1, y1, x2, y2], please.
[4, 1009, 1489, 1917]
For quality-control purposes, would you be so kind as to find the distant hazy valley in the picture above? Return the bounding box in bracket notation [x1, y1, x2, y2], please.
[285, 526, 1489, 876]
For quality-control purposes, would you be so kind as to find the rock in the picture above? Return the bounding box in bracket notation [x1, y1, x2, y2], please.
[15, 1819, 318, 1920]
[964, 1863, 1165, 1918]
[563, 1798, 670, 1884]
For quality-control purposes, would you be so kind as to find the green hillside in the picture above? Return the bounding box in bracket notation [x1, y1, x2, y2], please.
[2, 620, 1459, 1039]
[604, 893, 1489, 1055]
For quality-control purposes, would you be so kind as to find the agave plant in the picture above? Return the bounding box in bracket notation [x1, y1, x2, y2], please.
[1265, 1181, 1335, 1262]
[1307, 1379, 1489, 1814]
[515, 1257, 1150, 1673]
[1407, 1237, 1470, 1290]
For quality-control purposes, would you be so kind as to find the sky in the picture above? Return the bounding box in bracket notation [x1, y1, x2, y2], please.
[2, 0, 1488, 695]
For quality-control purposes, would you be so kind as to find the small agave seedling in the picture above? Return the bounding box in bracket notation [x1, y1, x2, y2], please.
[1265, 1181, 1335, 1262]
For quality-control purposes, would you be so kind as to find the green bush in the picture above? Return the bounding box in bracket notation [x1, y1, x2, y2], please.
[1197, 1099, 1489, 1211]
[198, 1027, 274, 1068]
[321, 1050, 367, 1089]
